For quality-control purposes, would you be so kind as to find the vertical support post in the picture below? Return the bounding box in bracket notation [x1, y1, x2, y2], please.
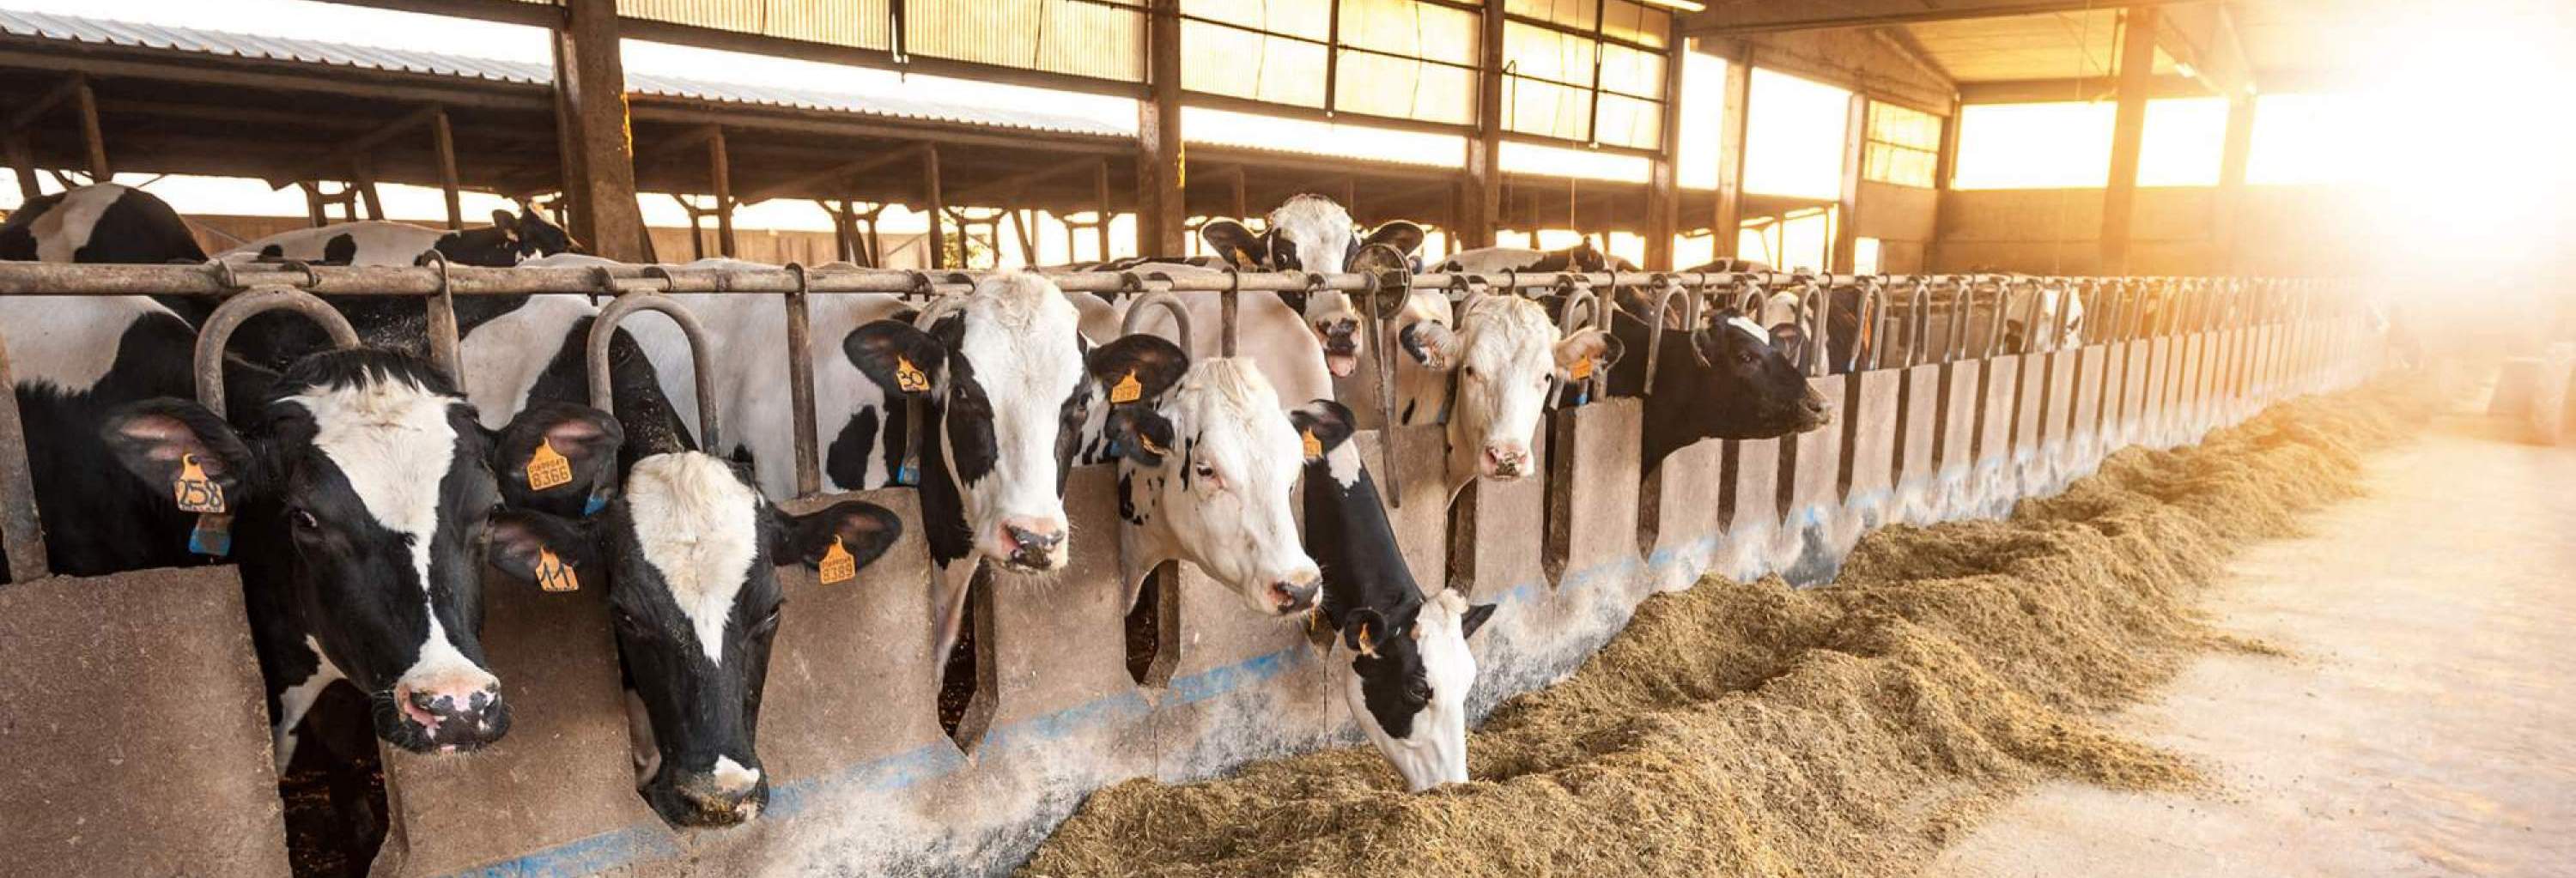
[924, 143, 947, 269]
[1929, 95, 1960, 269]
[353, 159, 386, 221]
[1461, 0, 1505, 250]
[1139, 0, 1187, 256]
[1227, 167, 1247, 221]
[1832, 93, 1867, 273]
[706, 126, 737, 258]
[1711, 41, 1753, 258]
[300, 182, 327, 227]
[1645, 22, 1686, 269]
[432, 108, 464, 230]
[1094, 159, 1115, 260]
[71, 76, 108, 182]
[3, 134, 39, 200]
[552, 0, 648, 261]
[2215, 92, 2257, 275]
[2099, 5, 2160, 275]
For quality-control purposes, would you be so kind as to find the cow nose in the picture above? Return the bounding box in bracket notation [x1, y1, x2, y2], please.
[999, 518, 1066, 570]
[1483, 445, 1529, 478]
[394, 676, 508, 751]
[672, 762, 767, 827]
[1269, 570, 1320, 614]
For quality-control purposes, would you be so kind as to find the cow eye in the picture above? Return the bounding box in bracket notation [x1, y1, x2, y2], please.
[289, 508, 319, 531]
[750, 608, 783, 634]
[1194, 462, 1221, 487]
[1461, 366, 1479, 380]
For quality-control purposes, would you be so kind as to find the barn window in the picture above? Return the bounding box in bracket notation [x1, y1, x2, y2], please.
[1743, 68, 1850, 199]
[1862, 100, 1941, 189]
[2247, 93, 2365, 185]
[1951, 101, 2116, 189]
[1675, 47, 1728, 191]
[1501, 0, 1673, 151]
[1182, 0, 1481, 127]
[2139, 97, 2228, 186]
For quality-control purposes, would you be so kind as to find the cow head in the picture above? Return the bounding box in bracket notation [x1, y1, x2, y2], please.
[485, 452, 899, 828]
[429, 206, 582, 267]
[1200, 195, 1425, 378]
[841, 273, 1096, 575]
[1441, 296, 1623, 487]
[101, 351, 596, 753]
[1687, 312, 1833, 440]
[1336, 587, 1496, 792]
[1104, 354, 1321, 616]
[2002, 287, 2086, 354]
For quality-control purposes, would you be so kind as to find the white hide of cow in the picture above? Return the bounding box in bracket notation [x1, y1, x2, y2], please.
[1439, 295, 1617, 497]
[219, 221, 449, 265]
[1115, 357, 1323, 615]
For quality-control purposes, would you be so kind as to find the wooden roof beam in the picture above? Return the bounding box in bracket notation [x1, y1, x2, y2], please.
[313, 103, 445, 173]
[733, 142, 928, 206]
[4, 76, 83, 132]
[1957, 74, 2205, 104]
[945, 159, 1098, 206]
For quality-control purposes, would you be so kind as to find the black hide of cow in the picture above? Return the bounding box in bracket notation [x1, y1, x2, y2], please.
[1591, 304, 1832, 476]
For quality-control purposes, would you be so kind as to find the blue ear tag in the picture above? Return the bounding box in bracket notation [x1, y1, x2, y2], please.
[583, 493, 609, 517]
[1574, 390, 1591, 407]
[189, 512, 234, 557]
[896, 463, 920, 487]
[1103, 439, 1124, 459]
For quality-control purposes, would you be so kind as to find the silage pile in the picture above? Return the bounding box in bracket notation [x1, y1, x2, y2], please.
[1021, 386, 2423, 878]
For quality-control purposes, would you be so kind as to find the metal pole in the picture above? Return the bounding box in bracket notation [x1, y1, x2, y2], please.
[0, 330, 50, 583]
[924, 143, 946, 269]
[432, 108, 464, 230]
[784, 263, 822, 498]
[708, 127, 737, 258]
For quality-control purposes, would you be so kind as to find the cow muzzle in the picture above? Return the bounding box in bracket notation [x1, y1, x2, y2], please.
[1317, 320, 1362, 378]
[1265, 568, 1321, 615]
[649, 762, 769, 828]
[389, 674, 509, 753]
[1794, 391, 1835, 432]
[993, 518, 1068, 572]
[1480, 444, 1532, 481]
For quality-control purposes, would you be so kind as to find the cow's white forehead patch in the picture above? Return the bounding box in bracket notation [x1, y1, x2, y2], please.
[286, 375, 483, 687]
[625, 452, 762, 665]
[1728, 316, 1770, 342]
[1268, 194, 1355, 273]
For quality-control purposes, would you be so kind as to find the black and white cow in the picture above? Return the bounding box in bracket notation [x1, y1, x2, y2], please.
[219, 207, 580, 268]
[1431, 239, 1632, 276]
[1162, 195, 1424, 378]
[95, 348, 598, 754]
[0, 183, 208, 264]
[481, 445, 902, 827]
[1104, 354, 1323, 615]
[1593, 300, 1834, 475]
[1428, 295, 1621, 495]
[1294, 400, 1497, 790]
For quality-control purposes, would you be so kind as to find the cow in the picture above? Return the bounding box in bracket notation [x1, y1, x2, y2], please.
[1431, 238, 1631, 276]
[219, 207, 580, 268]
[0, 183, 208, 264]
[1589, 297, 1835, 476]
[1294, 399, 1497, 790]
[1429, 294, 1621, 496]
[634, 271, 1138, 660]
[1103, 354, 1323, 615]
[1150, 194, 1424, 378]
[479, 445, 902, 827]
[1052, 262, 1340, 410]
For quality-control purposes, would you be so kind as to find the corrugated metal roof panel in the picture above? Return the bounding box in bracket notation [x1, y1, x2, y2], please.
[0, 9, 1124, 136]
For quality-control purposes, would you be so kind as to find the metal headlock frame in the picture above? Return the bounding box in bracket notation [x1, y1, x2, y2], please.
[0, 261, 2366, 524]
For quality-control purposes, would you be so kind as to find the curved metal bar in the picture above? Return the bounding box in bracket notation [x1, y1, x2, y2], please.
[194, 285, 361, 418]
[1550, 275, 1604, 408]
[1117, 271, 1194, 352]
[1641, 273, 1702, 396]
[783, 263, 823, 499]
[1905, 277, 1933, 368]
[1983, 277, 2010, 359]
[418, 249, 463, 384]
[1219, 267, 1242, 357]
[1803, 276, 1832, 376]
[207, 257, 241, 292]
[588, 291, 721, 451]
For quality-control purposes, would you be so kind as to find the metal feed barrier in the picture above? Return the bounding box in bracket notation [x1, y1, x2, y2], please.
[0, 260, 2384, 877]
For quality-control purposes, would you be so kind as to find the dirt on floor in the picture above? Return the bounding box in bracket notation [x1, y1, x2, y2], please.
[1018, 385, 2427, 878]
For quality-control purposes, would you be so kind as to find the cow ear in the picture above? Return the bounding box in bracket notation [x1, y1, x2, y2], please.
[1287, 399, 1357, 461]
[490, 209, 518, 233]
[1398, 319, 1457, 371]
[1088, 333, 1190, 405]
[1362, 221, 1425, 257]
[1102, 406, 1176, 467]
[100, 399, 261, 511]
[486, 509, 596, 590]
[775, 500, 903, 572]
[1340, 608, 1389, 658]
[1461, 602, 1499, 639]
[1200, 220, 1264, 268]
[1767, 324, 1807, 366]
[842, 320, 946, 399]
[1553, 327, 1619, 379]
[495, 403, 624, 516]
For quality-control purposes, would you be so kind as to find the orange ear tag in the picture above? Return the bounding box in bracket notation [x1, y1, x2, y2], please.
[173, 452, 226, 514]
[818, 536, 857, 585]
[1109, 371, 1143, 403]
[526, 439, 574, 492]
[1136, 431, 1167, 457]
[1569, 356, 1596, 381]
[534, 547, 580, 593]
[1301, 429, 1323, 459]
[895, 356, 932, 393]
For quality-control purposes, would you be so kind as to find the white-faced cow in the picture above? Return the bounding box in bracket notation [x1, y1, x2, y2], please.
[481, 444, 901, 827]
[1176, 195, 1425, 378]
[1103, 354, 1323, 615]
[1294, 400, 1497, 790]
[219, 208, 580, 268]
[1429, 294, 1621, 495]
